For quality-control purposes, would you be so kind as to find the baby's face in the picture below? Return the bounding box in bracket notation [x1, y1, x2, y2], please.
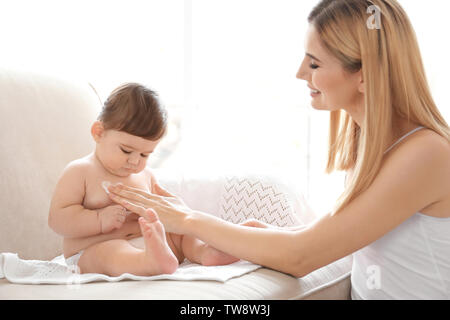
[95, 128, 160, 177]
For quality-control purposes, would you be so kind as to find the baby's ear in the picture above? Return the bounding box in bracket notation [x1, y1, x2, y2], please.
[91, 121, 105, 142]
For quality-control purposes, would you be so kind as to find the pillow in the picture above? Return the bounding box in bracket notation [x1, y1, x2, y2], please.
[154, 170, 317, 228]
[218, 174, 316, 227]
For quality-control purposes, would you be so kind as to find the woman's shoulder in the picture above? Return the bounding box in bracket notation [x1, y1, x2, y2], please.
[387, 127, 450, 197]
[405, 128, 450, 159]
[403, 128, 450, 216]
[387, 127, 450, 159]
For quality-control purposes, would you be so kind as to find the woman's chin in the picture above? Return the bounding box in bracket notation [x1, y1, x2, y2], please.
[310, 101, 326, 110]
[310, 99, 335, 111]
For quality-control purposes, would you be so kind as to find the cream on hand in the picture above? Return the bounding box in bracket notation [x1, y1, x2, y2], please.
[102, 181, 132, 215]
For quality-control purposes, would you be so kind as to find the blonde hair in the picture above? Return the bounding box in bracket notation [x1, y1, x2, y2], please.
[308, 0, 450, 215]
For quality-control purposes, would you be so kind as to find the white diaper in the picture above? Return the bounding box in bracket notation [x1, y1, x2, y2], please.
[65, 250, 84, 268]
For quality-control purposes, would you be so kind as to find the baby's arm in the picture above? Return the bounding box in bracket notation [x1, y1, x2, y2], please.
[48, 161, 101, 238]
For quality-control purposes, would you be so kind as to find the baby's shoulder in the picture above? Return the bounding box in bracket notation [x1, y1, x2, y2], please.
[60, 155, 93, 180]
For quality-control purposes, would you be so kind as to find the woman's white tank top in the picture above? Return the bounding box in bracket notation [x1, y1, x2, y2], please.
[351, 127, 450, 299]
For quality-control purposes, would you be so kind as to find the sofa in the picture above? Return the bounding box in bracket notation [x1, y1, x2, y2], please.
[0, 67, 352, 299]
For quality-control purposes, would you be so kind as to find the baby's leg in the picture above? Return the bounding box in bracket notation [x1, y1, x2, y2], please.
[78, 211, 178, 277]
[179, 235, 240, 266]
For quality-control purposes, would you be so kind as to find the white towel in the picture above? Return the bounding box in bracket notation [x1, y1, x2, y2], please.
[0, 252, 261, 285]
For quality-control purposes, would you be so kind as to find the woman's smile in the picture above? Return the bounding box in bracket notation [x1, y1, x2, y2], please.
[308, 84, 321, 97]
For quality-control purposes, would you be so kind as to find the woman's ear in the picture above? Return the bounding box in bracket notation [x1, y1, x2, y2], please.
[91, 121, 105, 142]
[357, 70, 364, 94]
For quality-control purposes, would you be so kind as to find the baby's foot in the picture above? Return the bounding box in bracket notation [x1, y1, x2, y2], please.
[138, 209, 179, 275]
[201, 246, 240, 266]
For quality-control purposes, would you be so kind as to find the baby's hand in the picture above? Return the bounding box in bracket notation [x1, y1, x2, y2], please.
[98, 204, 127, 234]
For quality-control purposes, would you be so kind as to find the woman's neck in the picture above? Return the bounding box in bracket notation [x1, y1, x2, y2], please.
[345, 107, 421, 157]
[389, 116, 421, 147]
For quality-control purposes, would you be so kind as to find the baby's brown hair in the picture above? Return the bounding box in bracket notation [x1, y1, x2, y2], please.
[98, 83, 167, 140]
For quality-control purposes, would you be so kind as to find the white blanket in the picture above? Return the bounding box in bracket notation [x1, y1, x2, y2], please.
[0, 253, 261, 285]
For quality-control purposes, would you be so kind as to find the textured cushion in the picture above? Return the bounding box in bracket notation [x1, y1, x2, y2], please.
[218, 175, 316, 226]
[153, 170, 317, 227]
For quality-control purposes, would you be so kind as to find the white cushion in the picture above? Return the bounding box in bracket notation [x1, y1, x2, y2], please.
[0, 67, 101, 260]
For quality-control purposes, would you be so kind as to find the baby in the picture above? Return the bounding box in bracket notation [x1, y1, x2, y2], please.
[48, 83, 238, 276]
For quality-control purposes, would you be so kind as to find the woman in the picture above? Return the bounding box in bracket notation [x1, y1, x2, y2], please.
[107, 0, 450, 299]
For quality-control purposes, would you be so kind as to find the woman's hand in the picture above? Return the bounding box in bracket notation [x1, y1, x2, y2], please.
[107, 182, 193, 234]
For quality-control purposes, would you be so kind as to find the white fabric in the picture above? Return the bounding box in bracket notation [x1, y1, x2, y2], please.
[0, 254, 353, 300]
[64, 251, 84, 268]
[351, 126, 450, 300]
[351, 213, 450, 299]
[0, 252, 260, 285]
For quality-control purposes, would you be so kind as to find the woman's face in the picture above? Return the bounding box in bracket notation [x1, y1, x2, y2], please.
[297, 25, 364, 116]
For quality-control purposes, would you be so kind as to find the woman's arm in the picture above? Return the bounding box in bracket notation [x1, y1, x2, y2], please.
[185, 211, 305, 274]
[108, 131, 450, 277]
[191, 133, 448, 276]
[241, 219, 309, 231]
